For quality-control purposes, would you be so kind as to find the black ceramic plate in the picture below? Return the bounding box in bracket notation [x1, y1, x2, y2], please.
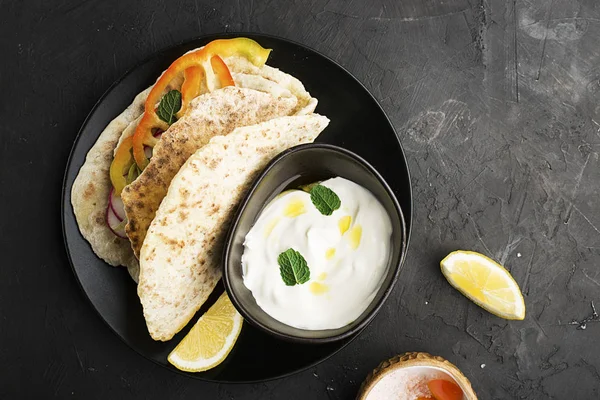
[62, 33, 412, 383]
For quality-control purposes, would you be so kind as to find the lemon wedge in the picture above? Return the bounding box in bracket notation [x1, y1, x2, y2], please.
[440, 250, 525, 320]
[168, 292, 243, 372]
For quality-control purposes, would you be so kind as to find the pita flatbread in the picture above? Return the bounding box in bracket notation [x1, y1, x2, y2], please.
[122, 86, 298, 258]
[121, 56, 319, 260]
[72, 49, 318, 281]
[139, 114, 330, 341]
[70, 88, 149, 277]
[225, 56, 317, 115]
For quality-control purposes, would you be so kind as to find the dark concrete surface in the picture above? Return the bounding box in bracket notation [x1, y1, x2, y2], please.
[2, 0, 600, 398]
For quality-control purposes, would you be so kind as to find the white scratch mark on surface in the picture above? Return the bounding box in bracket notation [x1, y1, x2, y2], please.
[405, 99, 470, 145]
[582, 269, 600, 287]
[467, 213, 493, 256]
[564, 153, 591, 223]
[499, 236, 523, 265]
[522, 242, 537, 296]
[572, 205, 600, 236]
[432, 143, 448, 170]
[520, 9, 588, 42]
[369, 9, 468, 22]
[592, 120, 600, 140]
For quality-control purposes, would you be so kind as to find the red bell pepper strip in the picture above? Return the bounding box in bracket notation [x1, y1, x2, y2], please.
[131, 38, 271, 169]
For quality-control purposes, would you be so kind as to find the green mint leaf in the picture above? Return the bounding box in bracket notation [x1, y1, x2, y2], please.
[310, 184, 341, 216]
[278, 248, 310, 286]
[156, 90, 182, 125]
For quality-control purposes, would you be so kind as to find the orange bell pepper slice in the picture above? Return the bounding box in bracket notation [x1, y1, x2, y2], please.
[132, 38, 271, 169]
[210, 55, 235, 88]
[177, 66, 204, 119]
[175, 56, 233, 118]
[109, 37, 271, 195]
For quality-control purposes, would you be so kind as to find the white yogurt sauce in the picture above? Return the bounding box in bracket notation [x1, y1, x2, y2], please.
[241, 177, 392, 330]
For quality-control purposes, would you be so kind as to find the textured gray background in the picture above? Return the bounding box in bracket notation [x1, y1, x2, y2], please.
[2, 0, 600, 398]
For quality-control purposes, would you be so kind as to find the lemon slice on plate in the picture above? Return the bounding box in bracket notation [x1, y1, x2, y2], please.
[168, 292, 243, 372]
[441, 250, 525, 320]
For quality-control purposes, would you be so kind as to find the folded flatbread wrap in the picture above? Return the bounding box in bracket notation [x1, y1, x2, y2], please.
[139, 114, 330, 341]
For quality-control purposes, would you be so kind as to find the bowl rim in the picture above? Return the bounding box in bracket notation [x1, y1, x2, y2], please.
[356, 352, 478, 400]
[222, 143, 408, 344]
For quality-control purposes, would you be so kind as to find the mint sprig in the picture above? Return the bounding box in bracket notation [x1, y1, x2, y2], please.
[278, 248, 310, 286]
[156, 89, 182, 125]
[310, 184, 341, 216]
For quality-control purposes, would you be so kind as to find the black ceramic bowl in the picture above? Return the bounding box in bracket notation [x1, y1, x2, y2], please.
[223, 143, 407, 343]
